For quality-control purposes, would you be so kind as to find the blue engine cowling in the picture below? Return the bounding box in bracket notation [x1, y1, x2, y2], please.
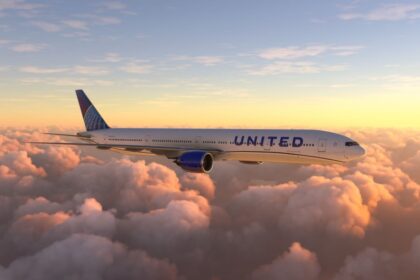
[175, 151, 214, 173]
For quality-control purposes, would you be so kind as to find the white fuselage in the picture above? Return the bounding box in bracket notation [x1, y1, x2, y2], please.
[84, 128, 365, 165]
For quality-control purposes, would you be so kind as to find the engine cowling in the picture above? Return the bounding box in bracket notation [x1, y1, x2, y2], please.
[175, 151, 214, 173]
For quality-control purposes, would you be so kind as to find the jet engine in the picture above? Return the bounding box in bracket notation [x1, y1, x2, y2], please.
[175, 151, 214, 173]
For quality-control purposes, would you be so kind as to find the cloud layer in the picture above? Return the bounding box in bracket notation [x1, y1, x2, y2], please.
[0, 128, 419, 279]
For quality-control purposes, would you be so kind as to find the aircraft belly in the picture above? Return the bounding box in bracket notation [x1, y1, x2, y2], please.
[216, 152, 339, 165]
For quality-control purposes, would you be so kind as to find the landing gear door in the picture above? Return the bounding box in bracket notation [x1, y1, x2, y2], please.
[318, 139, 327, 152]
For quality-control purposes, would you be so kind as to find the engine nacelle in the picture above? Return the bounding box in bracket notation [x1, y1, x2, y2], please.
[175, 151, 214, 173]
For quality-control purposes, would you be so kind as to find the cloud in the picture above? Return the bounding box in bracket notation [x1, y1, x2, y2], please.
[21, 77, 114, 87]
[103, 52, 122, 62]
[259, 45, 328, 60]
[102, 1, 127, 10]
[10, 43, 45, 53]
[258, 45, 363, 60]
[181, 173, 215, 200]
[334, 235, 420, 280]
[31, 21, 60, 32]
[62, 20, 88, 30]
[1, 234, 178, 280]
[371, 75, 420, 89]
[231, 176, 371, 238]
[31, 16, 120, 34]
[0, 128, 420, 279]
[73, 66, 109, 76]
[120, 62, 152, 74]
[0, 39, 11, 45]
[19, 66, 68, 74]
[401, 151, 420, 183]
[123, 200, 209, 254]
[93, 52, 123, 63]
[252, 242, 321, 280]
[19, 65, 109, 76]
[248, 61, 347, 76]
[173, 55, 224, 66]
[91, 16, 121, 25]
[88, 53, 124, 63]
[339, 4, 420, 21]
[0, 0, 43, 11]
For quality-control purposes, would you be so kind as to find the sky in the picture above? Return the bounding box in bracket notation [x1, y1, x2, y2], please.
[1, 0, 420, 129]
[2, 2, 420, 279]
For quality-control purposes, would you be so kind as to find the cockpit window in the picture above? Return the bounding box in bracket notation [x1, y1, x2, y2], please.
[345, 141, 359, 147]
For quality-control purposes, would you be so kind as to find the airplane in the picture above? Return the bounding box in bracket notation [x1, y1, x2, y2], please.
[29, 89, 366, 173]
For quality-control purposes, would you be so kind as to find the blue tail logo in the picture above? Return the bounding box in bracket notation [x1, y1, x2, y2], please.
[76, 89, 110, 131]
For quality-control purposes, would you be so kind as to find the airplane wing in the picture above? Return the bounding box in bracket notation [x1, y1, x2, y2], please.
[27, 141, 222, 158]
[42, 133, 91, 138]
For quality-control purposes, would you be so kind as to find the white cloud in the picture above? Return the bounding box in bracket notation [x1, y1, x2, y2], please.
[339, 4, 420, 21]
[73, 66, 109, 76]
[259, 45, 328, 60]
[20, 66, 68, 74]
[89, 53, 123, 63]
[258, 45, 363, 60]
[102, 1, 126, 10]
[31, 21, 61, 32]
[371, 74, 420, 90]
[21, 77, 114, 87]
[248, 61, 347, 76]
[60, 16, 121, 32]
[193, 56, 224, 66]
[62, 31, 90, 39]
[173, 55, 224, 66]
[19, 65, 109, 76]
[0, 39, 10, 45]
[120, 62, 152, 74]
[252, 242, 321, 280]
[330, 45, 364, 56]
[103, 52, 122, 63]
[374, 75, 420, 83]
[11, 43, 45, 52]
[79, 15, 121, 25]
[94, 16, 120, 25]
[62, 20, 88, 30]
[0, 0, 43, 11]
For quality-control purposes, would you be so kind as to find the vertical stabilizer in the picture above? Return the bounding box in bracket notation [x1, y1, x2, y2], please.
[75, 89, 110, 131]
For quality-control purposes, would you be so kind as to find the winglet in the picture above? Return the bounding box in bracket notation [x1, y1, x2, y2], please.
[76, 89, 110, 131]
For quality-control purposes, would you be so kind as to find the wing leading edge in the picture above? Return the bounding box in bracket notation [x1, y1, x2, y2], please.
[27, 141, 222, 158]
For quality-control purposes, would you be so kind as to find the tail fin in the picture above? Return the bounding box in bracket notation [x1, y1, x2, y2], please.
[76, 89, 110, 131]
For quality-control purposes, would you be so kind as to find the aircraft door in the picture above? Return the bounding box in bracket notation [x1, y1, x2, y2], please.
[318, 139, 327, 152]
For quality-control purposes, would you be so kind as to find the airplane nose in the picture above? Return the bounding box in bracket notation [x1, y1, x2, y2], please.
[356, 146, 366, 158]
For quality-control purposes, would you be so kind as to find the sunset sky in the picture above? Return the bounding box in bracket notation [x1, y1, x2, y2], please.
[2, 2, 420, 280]
[1, 0, 420, 128]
